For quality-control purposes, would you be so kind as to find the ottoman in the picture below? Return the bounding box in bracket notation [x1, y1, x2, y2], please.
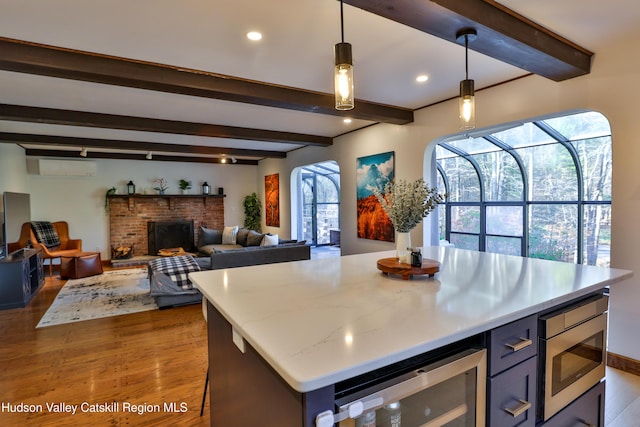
[60, 252, 103, 279]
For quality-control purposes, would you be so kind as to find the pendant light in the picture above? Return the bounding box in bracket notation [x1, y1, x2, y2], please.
[334, 0, 354, 110]
[457, 29, 477, 130]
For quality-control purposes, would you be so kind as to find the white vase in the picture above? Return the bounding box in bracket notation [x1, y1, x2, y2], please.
[396, 232, 411, 264]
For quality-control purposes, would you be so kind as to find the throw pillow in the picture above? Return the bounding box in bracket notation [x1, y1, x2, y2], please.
[246, 230, 264, 246]
[222, 225, 239, 245]
[236, 228, 250, 247]
[198, 227, 222, 246]
[261, 234, 279, 247]
[31, 221, 61, 249]
[148, 254, 201, 290]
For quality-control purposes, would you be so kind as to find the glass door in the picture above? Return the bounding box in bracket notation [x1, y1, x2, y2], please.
[301, 163, 340, 246]
[336, 349, 486, 427]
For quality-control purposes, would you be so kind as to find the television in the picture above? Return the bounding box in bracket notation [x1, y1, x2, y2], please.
[2, 192, 31, 256]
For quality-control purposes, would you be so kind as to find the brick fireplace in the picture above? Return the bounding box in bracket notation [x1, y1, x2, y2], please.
[108, 195, 224, 259]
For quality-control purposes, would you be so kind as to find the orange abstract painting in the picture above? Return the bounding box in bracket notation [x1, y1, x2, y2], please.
[265, 173, 280, 227]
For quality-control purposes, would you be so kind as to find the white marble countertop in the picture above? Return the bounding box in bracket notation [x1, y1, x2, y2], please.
[190, 247, 632, 393]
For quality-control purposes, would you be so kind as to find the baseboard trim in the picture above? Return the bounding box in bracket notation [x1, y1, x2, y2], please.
[608, 351, 640, 376]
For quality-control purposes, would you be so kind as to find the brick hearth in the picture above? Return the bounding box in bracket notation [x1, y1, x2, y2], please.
[108, 195, 224, 259]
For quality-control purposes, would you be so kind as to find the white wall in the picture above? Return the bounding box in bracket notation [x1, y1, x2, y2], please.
[257, 34, 640, 360]
[23, 158, 257, 259]
[0, 144, 29, 194]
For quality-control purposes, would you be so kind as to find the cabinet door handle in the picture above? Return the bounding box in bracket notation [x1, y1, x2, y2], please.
[504, 399, 531, 417]
[578, 421, 595, 427]
[505, 337, 532, 352]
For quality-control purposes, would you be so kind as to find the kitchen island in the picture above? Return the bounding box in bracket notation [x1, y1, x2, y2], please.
[190, 247, 632, 426]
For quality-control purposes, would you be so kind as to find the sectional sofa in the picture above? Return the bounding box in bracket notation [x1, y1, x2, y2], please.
[148, 226, 310, 308]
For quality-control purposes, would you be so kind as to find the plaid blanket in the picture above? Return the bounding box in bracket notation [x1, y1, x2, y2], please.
[148, 255, 201, 290]
[31, 221, 61, 249]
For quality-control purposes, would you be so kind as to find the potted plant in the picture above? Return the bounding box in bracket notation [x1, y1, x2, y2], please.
[243, 192, 262, 231]
[153, 178, 168, 194]
[374, 178, 445, 262]
[178, 179, 192, 194]
[104, 186, 117, 211]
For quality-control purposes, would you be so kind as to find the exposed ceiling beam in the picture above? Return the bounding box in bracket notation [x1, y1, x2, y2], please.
[24, 148, 259, 165]
[0, 132, 287, 159]
[344, 0, 593, 81]
[0, 104, 332, 146]
[0, 37, 414, 125]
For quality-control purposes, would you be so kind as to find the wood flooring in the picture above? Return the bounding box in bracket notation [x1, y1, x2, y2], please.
[0, 268, 210, 426]
[1, 262, 639, 426]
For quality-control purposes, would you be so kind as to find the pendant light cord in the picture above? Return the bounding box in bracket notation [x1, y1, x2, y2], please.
[464, 35, 469, 80]
[340, 0, 345, 43]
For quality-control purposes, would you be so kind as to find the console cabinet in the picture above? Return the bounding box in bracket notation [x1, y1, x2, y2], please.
[0, 248, 44, 310]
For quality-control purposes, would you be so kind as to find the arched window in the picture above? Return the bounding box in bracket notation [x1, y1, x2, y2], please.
[437, 111, 612, 266]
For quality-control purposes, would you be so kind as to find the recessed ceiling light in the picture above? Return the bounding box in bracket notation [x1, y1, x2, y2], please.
[343, 118, 352, 124]
[246, 31, 262, 41]
[416, 75, 429, 83]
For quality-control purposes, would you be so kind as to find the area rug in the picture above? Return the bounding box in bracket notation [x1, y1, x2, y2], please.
[37, 268, 158, 328]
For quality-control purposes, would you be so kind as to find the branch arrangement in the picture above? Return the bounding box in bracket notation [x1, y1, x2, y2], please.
[374, 178, 446, 232]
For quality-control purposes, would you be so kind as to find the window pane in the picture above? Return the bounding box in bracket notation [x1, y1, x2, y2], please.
[437, 157, 480, 202]
[316, 204, 340, 244]
[544, 112, 611, 141]
[517, 144, 578, 201]
[436, 172, 447, 241]
[486, 236, 521, 256]
[492, 122, 556, 148]
[450, 233, 479, 251]
[302, 177, 314, 204]
[438, 204, 446, 241]
[474, 152, 524, 201]
[436, 145, 457, 159]
[529, 204, 577, 262]
[302, 205, 313, 242]
[572, 137, 612, 201]
[445, 137, 500, 155]
[316, 175, 339, 203]
[451, 206, 480, 233]
[583, 205, 611, 267]
[486, 206, 523, 236]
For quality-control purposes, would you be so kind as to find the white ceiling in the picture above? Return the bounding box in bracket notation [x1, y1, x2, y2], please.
[1, 0, 639, 162]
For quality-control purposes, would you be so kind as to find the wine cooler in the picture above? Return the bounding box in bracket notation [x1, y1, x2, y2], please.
[316, 348, 486, 427]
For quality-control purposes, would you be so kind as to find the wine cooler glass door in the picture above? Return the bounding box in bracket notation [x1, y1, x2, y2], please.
[335, 349, 486, 427]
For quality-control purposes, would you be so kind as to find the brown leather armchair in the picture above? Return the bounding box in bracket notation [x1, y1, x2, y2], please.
[14, 221, 83, 277]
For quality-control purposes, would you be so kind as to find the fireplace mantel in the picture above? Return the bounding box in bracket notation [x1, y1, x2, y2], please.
[108, 194, 225, 211]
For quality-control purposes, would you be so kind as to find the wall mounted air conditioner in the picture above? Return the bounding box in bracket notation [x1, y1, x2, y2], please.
[37, 159, 97, 176]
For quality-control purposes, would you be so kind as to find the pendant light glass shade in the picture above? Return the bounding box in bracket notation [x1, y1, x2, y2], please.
[459, 79, 475, 130]
[334, 42, 354, 110]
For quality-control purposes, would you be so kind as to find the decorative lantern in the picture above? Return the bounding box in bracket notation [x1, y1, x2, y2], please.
[127, 181, 136, 195]
[202, 182, 210, 195]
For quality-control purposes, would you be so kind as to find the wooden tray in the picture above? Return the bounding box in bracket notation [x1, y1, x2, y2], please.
[376, 257, 440, 280]
[158, 247, 188, 257]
